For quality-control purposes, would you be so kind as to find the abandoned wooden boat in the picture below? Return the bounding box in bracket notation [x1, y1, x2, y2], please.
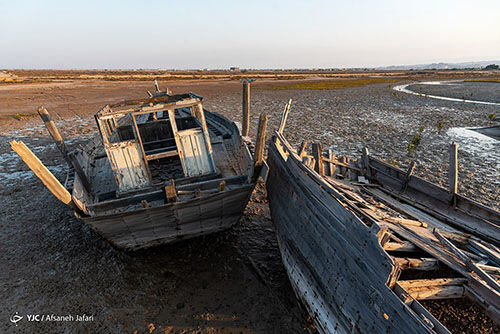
[11, 84, 268, 250]
[473, 125, 500, 140]
[266, 105, 500, 333]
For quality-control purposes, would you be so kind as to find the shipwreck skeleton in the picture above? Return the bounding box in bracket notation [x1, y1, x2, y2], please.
[266, 101, 500, 333]
[11, 82, 268, 250]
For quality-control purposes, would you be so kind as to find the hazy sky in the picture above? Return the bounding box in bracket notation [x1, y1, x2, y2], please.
[1, 0, 499, 69]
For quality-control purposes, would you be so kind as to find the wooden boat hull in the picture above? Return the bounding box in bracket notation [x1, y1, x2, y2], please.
[71, 106, 262, 250]
[473, 125, 500, 140]
[266, 135, 433, 333]
[82, 184, 254, 250]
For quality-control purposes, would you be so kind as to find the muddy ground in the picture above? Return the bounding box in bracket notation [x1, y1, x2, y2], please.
[0, 78, 499, 333]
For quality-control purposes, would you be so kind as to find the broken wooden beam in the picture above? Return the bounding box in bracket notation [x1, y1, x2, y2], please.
[401, 284, 465, 301]
[385, 217, 427, 228]
[398, 277, 466, 300]
[398, 278, 467, 289]
[10, 140, 75, 208]
[242, 80, 250, 136]
[434, 230, 500, 293]
[402, 160, 416, 190]
[278, 98, 292, 134]
[469, 239, 500, 267]
[393, 257, 439, 270]
[254, 113, 267, 166]
[384, 241, 419, 252]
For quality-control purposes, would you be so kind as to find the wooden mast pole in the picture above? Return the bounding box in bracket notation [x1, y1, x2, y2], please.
[37, 107, 71, 165]
[242, 79, 250, 136]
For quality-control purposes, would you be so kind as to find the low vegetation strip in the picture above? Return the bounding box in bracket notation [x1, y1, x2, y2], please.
[465, 78, 500, 83]
[267, 77, 403, 90]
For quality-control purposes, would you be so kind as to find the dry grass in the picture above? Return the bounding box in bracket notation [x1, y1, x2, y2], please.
[0, 112, 38, 121]
[267, 77, 404, 90]
[465, 78, 500, 83]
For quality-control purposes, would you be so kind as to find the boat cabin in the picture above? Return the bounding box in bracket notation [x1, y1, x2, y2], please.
[95, 93, 216, 194]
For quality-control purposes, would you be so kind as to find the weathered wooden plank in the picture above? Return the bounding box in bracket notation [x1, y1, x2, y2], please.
[266, 133, 434, 333]
[393, 257, 440, 270]
[10, 140, 73, 207]
[384, 241, 419, 252]
[404, 285, 464, 300]
[469, 239, 500, 267]
[68, 151, 92, 193]
[311, 143, 324, 176]
[434, 231, 500, 293]
[398, 278, 467, 289]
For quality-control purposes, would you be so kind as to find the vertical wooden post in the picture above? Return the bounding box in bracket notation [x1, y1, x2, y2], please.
[278, 99, 292, 134]
[37, 107, 71, 165]
[242, 80, 250, 136]
[402, 160, 417, 190]
[131, 112, 152, 183]
[312, 143, 324, 176]
[254, 113, 268, 166]
[362, 147, 371, 178]
[449, 142, 458, 197]
[298, 141, 308, 158]
[194, 102, 216, 171]
[328, 149, 336, 177]
[154, 79, 160, 92]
